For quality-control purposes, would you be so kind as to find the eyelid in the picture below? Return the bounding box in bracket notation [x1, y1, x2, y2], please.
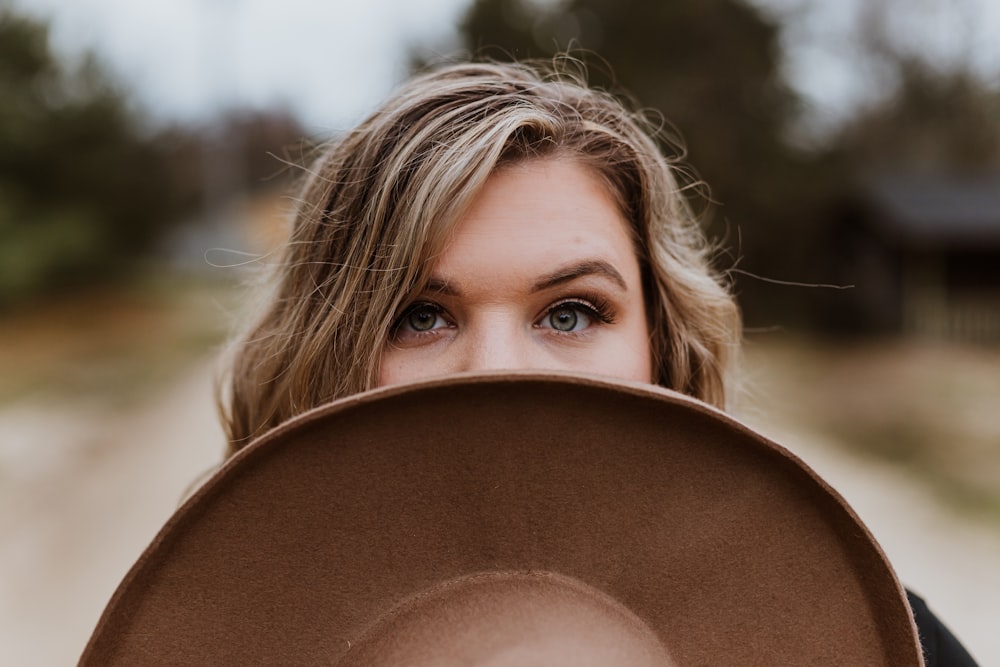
[401, 299, 443, 314]
[539, 293, 617, 328]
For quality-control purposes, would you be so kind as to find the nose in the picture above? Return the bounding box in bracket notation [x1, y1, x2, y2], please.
[459, 323, 534, 373]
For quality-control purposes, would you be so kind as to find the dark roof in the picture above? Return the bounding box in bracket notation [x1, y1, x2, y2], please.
[862, 173, 1000, 245]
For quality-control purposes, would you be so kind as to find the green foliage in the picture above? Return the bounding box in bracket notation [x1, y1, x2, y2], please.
[0, 9, 193, 307]
[838, 60, 1000, 173]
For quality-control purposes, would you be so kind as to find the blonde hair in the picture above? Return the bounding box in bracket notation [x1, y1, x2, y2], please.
[220, 59, 741, 453]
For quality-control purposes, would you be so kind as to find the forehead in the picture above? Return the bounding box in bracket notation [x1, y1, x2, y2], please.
[433, 158, 638, 276]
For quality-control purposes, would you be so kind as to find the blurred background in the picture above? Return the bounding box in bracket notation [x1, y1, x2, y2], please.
[1, 0, 997, 663]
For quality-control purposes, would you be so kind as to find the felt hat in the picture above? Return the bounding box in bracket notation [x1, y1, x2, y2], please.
[80, 372, 924, 665]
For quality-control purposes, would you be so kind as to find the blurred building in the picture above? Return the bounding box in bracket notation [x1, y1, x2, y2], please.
[836, 172, 1000, 341]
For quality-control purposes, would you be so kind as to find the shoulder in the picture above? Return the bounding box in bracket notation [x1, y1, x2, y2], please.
[907, 589, 979, 666]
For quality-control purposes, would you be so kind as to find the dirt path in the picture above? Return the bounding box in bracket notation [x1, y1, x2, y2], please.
[738, 338, 1000, 664]
[740, 415, 1000, 665]
[1, 354, 997, 665]
[0, 358, 224, 666]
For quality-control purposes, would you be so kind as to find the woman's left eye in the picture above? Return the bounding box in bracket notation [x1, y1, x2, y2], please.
[537, 301, 608, 333]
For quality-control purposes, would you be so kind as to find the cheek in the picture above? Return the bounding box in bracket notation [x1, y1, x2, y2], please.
[620, 325, 655, 384]
[618, 287, 654, 383]
[376, 349, 413, 388]
[580, 313, 653, 384]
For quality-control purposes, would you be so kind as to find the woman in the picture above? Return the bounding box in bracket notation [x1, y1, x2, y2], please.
[219, 58, 975, 665]
[222, 59, 737, 450]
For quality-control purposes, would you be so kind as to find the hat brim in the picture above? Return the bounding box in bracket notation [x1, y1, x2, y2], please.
[81, 372, 923, 665]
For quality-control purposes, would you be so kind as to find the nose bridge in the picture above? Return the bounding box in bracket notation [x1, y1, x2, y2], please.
[461, 313, 531, 372]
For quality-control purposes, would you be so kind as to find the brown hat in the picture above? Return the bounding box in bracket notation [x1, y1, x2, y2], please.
[80, 372, 924, 666]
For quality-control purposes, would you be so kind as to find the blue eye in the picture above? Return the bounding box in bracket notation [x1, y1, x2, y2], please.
[539, 296, 616, 334]
[548, 305, 584, 331]
[540, 302, 604, 333]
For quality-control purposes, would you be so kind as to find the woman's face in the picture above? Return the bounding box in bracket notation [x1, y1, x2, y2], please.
[378, 158, 653, 387]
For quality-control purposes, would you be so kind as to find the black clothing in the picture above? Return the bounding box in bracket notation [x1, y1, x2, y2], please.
[908, 590, 979, 666]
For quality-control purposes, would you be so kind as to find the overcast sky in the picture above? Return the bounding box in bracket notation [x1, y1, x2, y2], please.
[12, 0, 468, 132]
[11, 0, 1000, 137]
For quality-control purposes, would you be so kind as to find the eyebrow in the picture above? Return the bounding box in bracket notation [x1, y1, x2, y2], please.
[531, 259, 629, 292]
[424, 259, 630, 297]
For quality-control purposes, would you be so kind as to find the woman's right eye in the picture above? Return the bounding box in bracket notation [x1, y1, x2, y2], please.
[393, 303, 449, 336]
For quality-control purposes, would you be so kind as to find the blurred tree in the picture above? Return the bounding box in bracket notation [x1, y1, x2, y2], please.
[152, 108, 307, 218]
[840, 64, 1000, 173]
[210, 108, 309, 194]
[0, 9, 306, 309]
[836, 0, 1000, 174]
[416, 0, 847, 328]
[0, 8, 189, 307]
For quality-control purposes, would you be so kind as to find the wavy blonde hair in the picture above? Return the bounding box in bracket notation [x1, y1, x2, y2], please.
[220, 59, 741, 454]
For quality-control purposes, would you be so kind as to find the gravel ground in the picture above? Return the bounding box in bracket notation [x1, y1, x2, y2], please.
[739, 416, 1000, 665]
[1, 351, 997, 665]
[0, 359, 224, 666]
[738, 336, 1000, 664]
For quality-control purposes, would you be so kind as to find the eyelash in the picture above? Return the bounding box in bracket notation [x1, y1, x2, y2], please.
[541, 295, 617, 327]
